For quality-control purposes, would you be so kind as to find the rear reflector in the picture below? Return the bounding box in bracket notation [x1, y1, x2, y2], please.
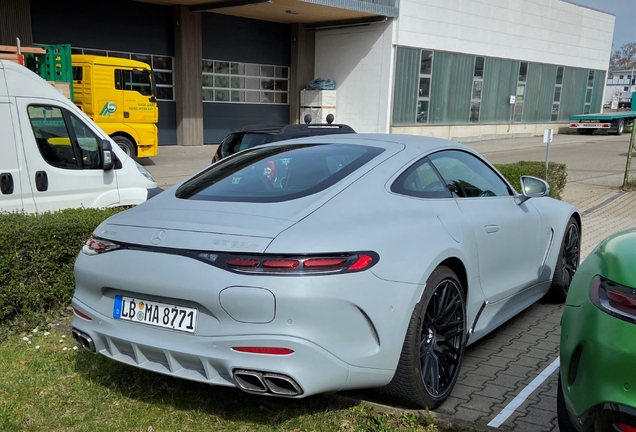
[73, 308, 92, 321]
[232, 347, 294, 355]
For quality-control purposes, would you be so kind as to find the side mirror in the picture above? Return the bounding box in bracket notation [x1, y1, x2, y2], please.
[102, 139, 114, 171]
[517, 176, 549, 204]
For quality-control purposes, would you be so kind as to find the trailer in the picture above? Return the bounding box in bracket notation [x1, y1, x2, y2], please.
[569, 111, 636, 136]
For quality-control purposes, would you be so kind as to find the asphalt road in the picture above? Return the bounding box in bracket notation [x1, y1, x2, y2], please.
[144, 131, 636, 432]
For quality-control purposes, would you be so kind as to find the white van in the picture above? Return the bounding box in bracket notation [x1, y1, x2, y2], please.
[0, 60, 161, 214]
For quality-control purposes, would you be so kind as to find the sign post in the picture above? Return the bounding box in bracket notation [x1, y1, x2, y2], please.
[543, 129, 554, 178]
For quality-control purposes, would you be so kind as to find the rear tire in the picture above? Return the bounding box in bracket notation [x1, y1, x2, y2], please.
[557, 374, 578, 432]
[112, 136, 137, 157]
[546, 217, 580, 303]
[577, 129, 594, 135]
[614, 119, 625, 136]
[384, 266, 466, 409]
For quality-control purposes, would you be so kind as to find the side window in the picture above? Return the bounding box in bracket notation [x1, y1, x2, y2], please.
[70, 115, 101, 169]
[115, 68, 152, 96]
[27, 106, 79, 169]
[429, 150, 511, 198]
[391, 157, 452, 198]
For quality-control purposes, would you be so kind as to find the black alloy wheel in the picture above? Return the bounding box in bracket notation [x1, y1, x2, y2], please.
[419, 277, 465, 398]
[384, 266, 466, 409]
[547, 217, 580, 302]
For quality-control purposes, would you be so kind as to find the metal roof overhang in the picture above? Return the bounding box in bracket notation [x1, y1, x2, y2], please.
[137, 0, 397, 27]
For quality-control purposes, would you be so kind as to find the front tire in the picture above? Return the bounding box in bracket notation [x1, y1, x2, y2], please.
[384, 266, 466, 409]
[546, 217, 580, 302]
[112, 136, 137, 157]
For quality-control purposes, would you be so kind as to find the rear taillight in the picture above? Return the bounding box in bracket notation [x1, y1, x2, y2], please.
[615, 424, 636, 432]
[82, 236, 121, 256]
[232, 347, 294, 355]
[590, 275, 636, 323]
[221, 252, 378, 275]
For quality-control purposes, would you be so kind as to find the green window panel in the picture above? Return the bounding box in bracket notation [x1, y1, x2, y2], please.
[559, 67, 588, 121]
[392, 47, 420, 125]
[522, 63, 557, 123]
[591, 70, 606, 113]
[480, 58, 519, 123]
[429, 52, 474, 124]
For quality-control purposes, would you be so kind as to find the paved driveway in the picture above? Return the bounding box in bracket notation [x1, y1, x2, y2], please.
[144, 133, 636, 432]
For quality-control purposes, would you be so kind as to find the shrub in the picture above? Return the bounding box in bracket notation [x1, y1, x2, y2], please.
[494, 161, 567, 200]
[0, 207, 127, 326]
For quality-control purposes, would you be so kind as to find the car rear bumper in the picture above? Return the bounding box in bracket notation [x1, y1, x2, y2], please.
[71, 249, 420, 396]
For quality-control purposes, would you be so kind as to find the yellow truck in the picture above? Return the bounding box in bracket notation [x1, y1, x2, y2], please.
[72, 55, 158, 158]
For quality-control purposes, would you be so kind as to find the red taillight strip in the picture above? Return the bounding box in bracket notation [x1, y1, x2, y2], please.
[303, 258, 348, 268]
[262, 259, 300, 268]
[232, 347, 294, 355]
[615, 423, 636, 432]
[73, 308, 92, 321]
[348, 254, 374, 271]
[227, 258, 259, 268]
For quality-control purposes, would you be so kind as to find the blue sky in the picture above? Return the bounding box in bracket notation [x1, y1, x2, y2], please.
[566, 0, 636, 49]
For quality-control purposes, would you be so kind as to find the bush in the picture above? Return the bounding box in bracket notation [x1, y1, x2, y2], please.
[0, 207, 127, 327]
[494, 161, 567, 200]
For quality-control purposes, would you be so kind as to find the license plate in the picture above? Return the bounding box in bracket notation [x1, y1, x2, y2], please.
[113, 295, 198, 333]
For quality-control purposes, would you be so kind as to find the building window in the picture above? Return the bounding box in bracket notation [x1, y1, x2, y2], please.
[514, 62, 528, 122]
[583, 70, 595, 114]
[71, 47, 175, 101]
[417, 50, 433, 123]
[470, 57, 485, 122]
[620, 75, 624, 79]
[202, 59, 289, 104]
[552, 66, 564, 121]
[625, 86, 630, 91]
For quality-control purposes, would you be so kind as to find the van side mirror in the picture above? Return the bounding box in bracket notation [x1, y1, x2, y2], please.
[102, 139, 114, 171]
[516, 176, 549, 204]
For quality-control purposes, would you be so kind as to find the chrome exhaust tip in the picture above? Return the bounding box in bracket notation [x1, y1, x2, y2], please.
[72, 328, 96, 353]
[262, 373, 303, 396]
[233, 370, 268, 393]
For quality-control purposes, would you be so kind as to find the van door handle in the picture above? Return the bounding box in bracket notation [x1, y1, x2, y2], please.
[0, 173, 14, 195]
[35, 171, 48, 192]
[123, 112, 130, 119]
[485, 224, 499, 233]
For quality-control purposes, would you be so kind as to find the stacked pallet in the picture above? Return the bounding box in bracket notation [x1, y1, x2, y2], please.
[0, 45, 46, 65]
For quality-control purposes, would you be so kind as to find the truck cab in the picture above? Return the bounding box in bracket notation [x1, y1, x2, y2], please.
[72, 55, 158, 158]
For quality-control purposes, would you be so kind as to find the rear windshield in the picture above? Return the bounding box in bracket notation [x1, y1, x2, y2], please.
[176, 143, 384, 203]
[221, 133, 275, 158]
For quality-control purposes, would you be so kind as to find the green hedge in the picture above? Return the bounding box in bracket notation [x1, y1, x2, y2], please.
[0, 208, 126, 327]
[494, 161, 568, 200]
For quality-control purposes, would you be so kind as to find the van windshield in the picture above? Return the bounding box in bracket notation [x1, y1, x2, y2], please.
[176, 143, 384, 203]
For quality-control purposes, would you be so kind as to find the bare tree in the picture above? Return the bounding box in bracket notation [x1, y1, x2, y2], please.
[610, 42, 636, 71]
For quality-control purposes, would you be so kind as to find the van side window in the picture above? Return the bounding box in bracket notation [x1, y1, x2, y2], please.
[114, 69, 152, 96]
[27, 105, 102, 170]
[27, 106, 80, 170]
[70, 115, 101, 169]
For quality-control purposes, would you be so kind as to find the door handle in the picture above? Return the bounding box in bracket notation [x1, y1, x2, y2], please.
[35, 171, 48, 192]
[485, 224, 499, 233]
[123, 112, 130, 119]
[0, 173, 14, 195]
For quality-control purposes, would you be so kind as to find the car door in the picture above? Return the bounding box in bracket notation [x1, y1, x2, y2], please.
[429, 150, 542, 302]
[0, 96, 35, 212]
[16, 98, 119, 213]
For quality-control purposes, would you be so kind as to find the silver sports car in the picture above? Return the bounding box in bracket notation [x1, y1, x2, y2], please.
[71, 134, 580, 409]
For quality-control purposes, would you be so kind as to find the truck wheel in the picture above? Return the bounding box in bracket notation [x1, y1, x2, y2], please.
[614, 119, 625, 136]
[577, 129, 594, 135]
[112, 136, 137, 157]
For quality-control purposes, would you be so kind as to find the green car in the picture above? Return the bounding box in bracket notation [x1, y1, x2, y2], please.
[559, 228, 636, 432]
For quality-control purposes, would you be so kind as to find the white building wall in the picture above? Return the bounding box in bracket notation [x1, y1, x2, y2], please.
[395, 0, 614, 71]
[314, 21, 394, 133]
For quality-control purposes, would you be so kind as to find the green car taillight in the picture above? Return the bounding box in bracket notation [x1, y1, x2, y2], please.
[590, 275, 636, 324]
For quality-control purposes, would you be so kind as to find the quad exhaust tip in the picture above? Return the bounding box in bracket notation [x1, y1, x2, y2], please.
[72, 328, 96, 353]
[233, 369, 303, 396]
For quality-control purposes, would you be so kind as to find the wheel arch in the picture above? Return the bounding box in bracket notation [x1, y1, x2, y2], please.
[110, 131, 137, 147]
[438, 257, 468, 297]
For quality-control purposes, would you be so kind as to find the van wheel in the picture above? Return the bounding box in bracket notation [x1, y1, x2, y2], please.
[112, 136, 137, 157]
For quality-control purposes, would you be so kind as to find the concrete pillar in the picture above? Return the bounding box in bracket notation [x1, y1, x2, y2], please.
[0, 0, 33, 46]
[289, 24, 315, 125]
[174, 6, 203, 146]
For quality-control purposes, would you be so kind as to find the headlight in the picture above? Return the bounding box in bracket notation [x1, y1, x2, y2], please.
[136, 162, 156, 183]
[590, 275, 636, 324]
[82, 236, 121, 255]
